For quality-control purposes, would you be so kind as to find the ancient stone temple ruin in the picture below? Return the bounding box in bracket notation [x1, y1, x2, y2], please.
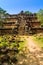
[0, 12, 43, 35]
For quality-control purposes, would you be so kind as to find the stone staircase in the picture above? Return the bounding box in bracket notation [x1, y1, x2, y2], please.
[18, 19, 26, 35]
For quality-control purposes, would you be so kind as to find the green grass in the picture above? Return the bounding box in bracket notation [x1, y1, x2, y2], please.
[18, 41, 26, 50]
[33, 35, 43, 48]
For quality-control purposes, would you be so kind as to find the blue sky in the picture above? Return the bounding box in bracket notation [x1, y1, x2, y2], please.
[0, 0, 43, 14]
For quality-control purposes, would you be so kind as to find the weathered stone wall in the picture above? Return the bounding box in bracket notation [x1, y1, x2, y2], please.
[31, 28, 43, 34]
[0, 13, 43, 35]
[0, 29, 12, 35]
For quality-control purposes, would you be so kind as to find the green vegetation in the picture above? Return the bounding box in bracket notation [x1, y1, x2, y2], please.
[20, 10, 32, 14]
[33, 34, 43, 48]
[37, 9, 43, 25]
[24, 11, 32, 14]
[0, 35, 26, 49]
[0, 35, 27, 64]
[0, 7, 9, 26]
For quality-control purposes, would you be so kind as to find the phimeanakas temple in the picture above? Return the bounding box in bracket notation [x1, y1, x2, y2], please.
[0, 11, 43, 35]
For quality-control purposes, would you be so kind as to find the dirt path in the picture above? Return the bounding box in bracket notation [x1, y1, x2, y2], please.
[26, 36, 41, 53]
[25, 36, 43, 65]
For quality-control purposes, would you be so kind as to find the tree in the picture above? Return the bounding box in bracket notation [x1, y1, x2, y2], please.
[0, 7, 9, 27]
[37, 9, 43, 25]
[24, 11, 32, 14]
[19, 10, 32, 14]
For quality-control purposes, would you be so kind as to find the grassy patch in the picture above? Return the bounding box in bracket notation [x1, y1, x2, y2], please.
[33, 35, 43, 48]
